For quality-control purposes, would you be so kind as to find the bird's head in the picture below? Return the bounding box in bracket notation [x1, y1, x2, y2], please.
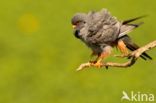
[71, 13, 87, 38]
[71, 13, 87, 29]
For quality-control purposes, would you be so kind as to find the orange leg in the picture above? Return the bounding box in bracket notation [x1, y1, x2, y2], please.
[93, 46, 112, 68]
[93, 52, 110, 68]
[117, 40, 129, 55]
[89, 51, 98, 63]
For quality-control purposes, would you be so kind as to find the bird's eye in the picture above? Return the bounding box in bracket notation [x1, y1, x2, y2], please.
[75, 21, 85, 26]
[75, 21, 80, 25]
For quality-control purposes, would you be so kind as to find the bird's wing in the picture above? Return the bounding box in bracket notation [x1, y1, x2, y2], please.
[86, 9, 118, 37]
[85, 23, 120, 46]
[118, 22, 143, 38]
[122, 15, 147, 25]
[84, 9, 120, 45]
[119, 15, 147, 38]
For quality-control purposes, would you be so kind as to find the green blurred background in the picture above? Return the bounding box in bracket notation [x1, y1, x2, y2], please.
[0, 0, 156, 103]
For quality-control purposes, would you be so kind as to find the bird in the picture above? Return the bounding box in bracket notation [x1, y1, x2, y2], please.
[71, 9, 152, 68]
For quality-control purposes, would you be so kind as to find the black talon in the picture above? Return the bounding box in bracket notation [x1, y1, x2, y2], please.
[105, 66, 109, 70]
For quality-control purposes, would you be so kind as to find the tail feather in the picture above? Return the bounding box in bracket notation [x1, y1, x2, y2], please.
[118, 15, 152, 60]
[119, 35, 152, 60]
[118, 22, 144, 38]
[123, 15, 148, 24]
[118, 15, 147, 38]
[125, 43, 152, 60]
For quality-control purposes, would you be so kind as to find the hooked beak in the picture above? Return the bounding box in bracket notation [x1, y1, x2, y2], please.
[72, 25, 76, 29]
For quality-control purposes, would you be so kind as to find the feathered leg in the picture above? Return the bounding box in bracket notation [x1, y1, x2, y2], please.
[92, 46, 112, 68]
[119, 35, 152, 60]
[117, 40, 129, 55]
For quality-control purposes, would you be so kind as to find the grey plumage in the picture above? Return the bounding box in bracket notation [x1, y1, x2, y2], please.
[72, 9, 121, 54]
[71, 8, 152, 60]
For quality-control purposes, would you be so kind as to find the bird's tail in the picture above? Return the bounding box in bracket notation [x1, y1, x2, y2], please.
[118, 15, 147, 38]
[118, 23, 143, 38]
[122, 15, 147, 25]
[119, 35, 152, 60]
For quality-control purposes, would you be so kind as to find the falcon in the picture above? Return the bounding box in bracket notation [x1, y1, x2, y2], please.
[71, 9, 152, 67]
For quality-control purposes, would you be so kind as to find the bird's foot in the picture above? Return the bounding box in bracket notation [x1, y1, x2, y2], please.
[91, 61, 103, 68]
